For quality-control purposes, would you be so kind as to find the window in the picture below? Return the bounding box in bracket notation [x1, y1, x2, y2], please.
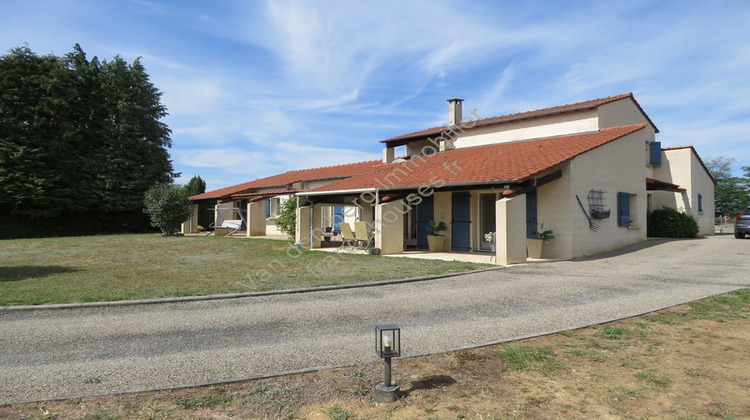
[698, 194, 703, 213]
[267, 197, 281, 218]
[617, 192, 631, 227]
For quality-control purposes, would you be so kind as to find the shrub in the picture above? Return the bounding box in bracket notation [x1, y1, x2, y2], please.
[275, 196, 297, 239]
[648, 207, 699, 238]
[143, 183, 191, 235]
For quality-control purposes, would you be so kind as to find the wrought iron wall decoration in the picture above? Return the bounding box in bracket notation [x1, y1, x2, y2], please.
[587, 190, 611, 219]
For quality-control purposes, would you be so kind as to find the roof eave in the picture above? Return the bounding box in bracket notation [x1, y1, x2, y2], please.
[299, 179, 525, 197]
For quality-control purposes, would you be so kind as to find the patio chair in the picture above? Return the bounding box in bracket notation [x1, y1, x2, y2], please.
[354, 221, 374, 248]
[338, 222, 357, 248]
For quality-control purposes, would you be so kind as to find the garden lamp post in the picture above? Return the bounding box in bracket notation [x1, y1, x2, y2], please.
[374, 324, 401, 402]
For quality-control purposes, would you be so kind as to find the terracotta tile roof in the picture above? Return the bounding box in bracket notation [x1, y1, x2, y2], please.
[189, 160, 381, 200]
[305, 124, 647, 194]
[381, 93, 658, 145]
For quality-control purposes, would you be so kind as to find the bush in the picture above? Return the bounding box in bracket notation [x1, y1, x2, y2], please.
[143, 183, 191, 235]
[648, 207, 699, 238]
[275, 196, 297, 239]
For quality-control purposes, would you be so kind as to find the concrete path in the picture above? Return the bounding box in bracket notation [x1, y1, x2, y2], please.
[1, 235, 748, 403]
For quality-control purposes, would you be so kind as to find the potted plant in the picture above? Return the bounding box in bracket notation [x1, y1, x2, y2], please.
[527, 223, 554, 259]
[590, 206, 611, 219]
[426, 220, 448, 252]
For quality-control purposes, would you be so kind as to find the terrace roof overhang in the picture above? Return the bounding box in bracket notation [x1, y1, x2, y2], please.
[646, 177, 686, 192]
[297, 170, 562, 202]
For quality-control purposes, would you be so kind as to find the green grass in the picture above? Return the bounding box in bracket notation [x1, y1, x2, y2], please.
[594, 325, 631, 340]
[0, 234, 491, 306]
[326, 404, 354, 420]
[647, 290, 750, 325]
[633, 368, 672, 388]
[607, 385, 645, 401]
[565, 346, 607, 361]
[493, 345, 563, 376]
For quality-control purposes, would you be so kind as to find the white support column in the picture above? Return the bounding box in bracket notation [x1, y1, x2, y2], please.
[296, 205, 311, 247]
[247, 201, 266, 237]
[496, 195, 527, 264]
[312, 203, 323, 249]
[375, 200, 405, 254]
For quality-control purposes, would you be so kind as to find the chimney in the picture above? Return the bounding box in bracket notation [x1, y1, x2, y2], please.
[447, 98, 463, 126]
[382, 146, 395, 163]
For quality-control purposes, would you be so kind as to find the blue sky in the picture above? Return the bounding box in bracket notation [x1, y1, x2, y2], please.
[2, 0, 749, 190]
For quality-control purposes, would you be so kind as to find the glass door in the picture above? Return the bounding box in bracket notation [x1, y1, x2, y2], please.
[479, 193, 497, 251]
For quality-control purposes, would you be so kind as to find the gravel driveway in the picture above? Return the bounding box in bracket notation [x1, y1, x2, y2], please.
[1, 235, 748, 403]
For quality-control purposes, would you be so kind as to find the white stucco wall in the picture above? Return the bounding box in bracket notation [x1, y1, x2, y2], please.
[454, 110, 599, 149]
[652, 148, 716, 235]
[539, 130, 650, 259]
[597, 98, 655, 131]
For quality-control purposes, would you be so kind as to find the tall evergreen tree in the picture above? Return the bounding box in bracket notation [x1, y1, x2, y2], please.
[0, 46, 73, 217]
[184, 175, 207, 197]
[0, 44, 176, 236]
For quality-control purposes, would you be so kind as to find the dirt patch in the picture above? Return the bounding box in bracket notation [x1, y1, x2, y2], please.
[2, 291, 749, 419]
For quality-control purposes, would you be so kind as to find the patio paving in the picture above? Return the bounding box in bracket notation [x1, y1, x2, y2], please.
[313, 245, 552, 264]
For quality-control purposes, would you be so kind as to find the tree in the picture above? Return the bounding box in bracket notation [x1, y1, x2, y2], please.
[275, 196, 297, 239]
[143, 183, 190, 235]
[62, 44, 175, 213]
[0, 44, 175, 237]
[0, 46, 72, 218]
[182, 175, 212, 230]
[704, 156, 749, 218]
[184, 175, 207, 197]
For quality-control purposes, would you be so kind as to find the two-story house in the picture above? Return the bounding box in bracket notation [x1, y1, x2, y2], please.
[296, 93, 715, 263]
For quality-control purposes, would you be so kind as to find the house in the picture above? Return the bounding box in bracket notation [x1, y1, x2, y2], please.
[186, 160, 379, 236]
[294, 93, 715, 264]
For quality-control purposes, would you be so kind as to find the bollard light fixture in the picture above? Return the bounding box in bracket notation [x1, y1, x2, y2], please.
[376, 324, 401, 358]
[374, 324, 401, 403]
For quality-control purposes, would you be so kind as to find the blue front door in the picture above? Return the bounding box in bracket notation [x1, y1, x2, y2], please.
[452, 193, 471, 251]
[416, 195, 434, 249]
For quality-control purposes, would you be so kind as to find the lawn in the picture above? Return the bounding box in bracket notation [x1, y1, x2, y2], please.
[0, 234, 491, 306]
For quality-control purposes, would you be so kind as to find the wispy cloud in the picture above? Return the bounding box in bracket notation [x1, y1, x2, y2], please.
[2, 0, 749, 186]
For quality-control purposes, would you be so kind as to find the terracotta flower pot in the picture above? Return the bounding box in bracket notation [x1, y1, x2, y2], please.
[526, 238, 544, 259]
[427, 235, 445, 252]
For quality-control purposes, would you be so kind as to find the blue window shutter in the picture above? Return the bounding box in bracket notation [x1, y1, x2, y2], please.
[266, 199, 271, 218]
[617, 193, 630, 226]
[698, 194, 703, 213]
[649, 141, 662, 166]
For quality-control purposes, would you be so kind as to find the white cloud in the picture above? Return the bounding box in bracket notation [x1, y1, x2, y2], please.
[160, 77, 229, 116]
[4, 0, 750, 189]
